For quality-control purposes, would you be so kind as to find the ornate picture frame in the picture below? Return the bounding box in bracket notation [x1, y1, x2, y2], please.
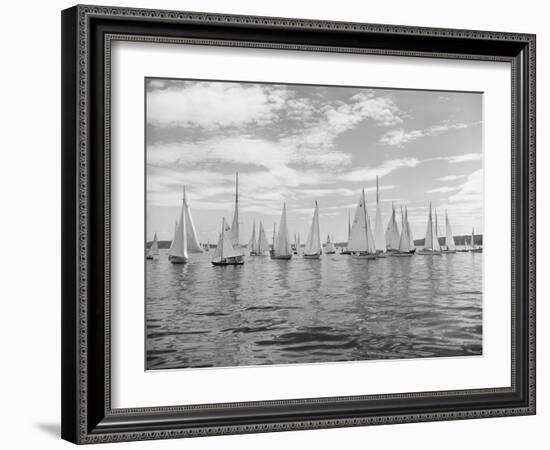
[61, 5, 535, 444]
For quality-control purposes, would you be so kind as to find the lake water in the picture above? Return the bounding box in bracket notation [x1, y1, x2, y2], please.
[146, 249, 482, 370]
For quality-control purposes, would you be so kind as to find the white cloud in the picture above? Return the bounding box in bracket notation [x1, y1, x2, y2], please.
[426, 186, 459, 194]
[447, 168, 483, 204]
[445, 153, 482, 163]
[379, 120, 481, 147]
[341, 159, 420, 182]
[437, 174, 467, 181]
[148, 81, 289, 129]
[297, 188, 356, 198]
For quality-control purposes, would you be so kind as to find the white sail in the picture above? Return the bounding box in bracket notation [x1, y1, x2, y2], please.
[373, 176, 386, 251]
[149, 232, 159, 256]
[274, 203, 292, 257]
[405, 207, 415, 250]
[304, 201, 322, 256]
[325, 234, 336, 253]
[249, 220, 257, 253]
[365, 202, 377, 253]
[168, 220, 177, 254]
[435, 208, 441, 250]
[385, 203, 401, 250]
[272, 223, 277, 251]
[348, 194, 368, 252]
[348, 189, 376, 253]
[296, 233, 301, 255]
[230, 172, 240, 248]
[169, 200, 188, 259]
[212, 217, 241, 262]
[471, 228, 476, 249]
[445, 210, 456, 251]
[182, 186, 203, 253]
[397, 208, 413, 252]
[423, 203, 441, 251]
[423, 203, 433, 250]
[211, 232, 223, 261]
[257, 221, 269, 254]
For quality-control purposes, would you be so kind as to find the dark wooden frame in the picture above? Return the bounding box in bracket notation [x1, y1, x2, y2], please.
[61, 4, 536, 444]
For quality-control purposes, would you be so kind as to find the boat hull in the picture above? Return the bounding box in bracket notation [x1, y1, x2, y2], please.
[390, 248, 416, 257]
[212, 256, 244, 266]
[351, 252, 378, 260]
[146, 255, 154, 260]
[170, 256, 188, 264]
[340, 250, 352, 255]
[303, 254, 321, 259]
[417, 250, 442, 256]
[270, 252, 292, 260]
[470, 248, 483, 253]
[441, 250, 457, 254]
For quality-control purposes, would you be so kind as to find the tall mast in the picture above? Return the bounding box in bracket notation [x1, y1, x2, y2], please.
[220, 219, 224, 260]
[231, 172, 239, 246]
[430, 202, 433, 246]
[362, 187, 368, 251]
[376, 175, 379, 204]
[434, 208, 439, 241]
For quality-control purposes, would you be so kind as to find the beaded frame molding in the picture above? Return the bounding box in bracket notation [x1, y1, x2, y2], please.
[61, 4, 536, 444]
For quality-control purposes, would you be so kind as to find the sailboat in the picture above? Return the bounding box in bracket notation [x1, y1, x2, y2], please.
[385, 202, 401, 253]
[230, 173, 243, 250]
[146, 232, 159, 260]
[348, 188, 378, 259]
[270, 203, 292, 260]
[303, 201, 322, 259]
[295, 233, 302, 255]
[211, 217, 244, 266]
[249, 220, 258, 256]
[391, 207, 415, 257]
[470, 228, 483, 253]
[256, 221, 270, 256]
[459, 234, 470, 252]
[417, 202, 442, 255]
[341, 210, 353, 254]
[373, 176, 387, 257]
[169, 186, 204, 264]
[441, 209, 456, 254]
[324, 234, 336, 254]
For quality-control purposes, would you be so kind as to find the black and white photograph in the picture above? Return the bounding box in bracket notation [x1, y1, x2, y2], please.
[145, 78, 483, 370]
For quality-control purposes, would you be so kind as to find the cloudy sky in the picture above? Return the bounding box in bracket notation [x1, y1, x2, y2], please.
[146, 78, 482, 244]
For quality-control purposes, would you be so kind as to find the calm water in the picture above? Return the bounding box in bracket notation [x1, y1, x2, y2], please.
[146, 249, 482, 370]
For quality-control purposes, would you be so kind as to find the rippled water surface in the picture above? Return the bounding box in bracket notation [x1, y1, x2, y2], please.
[146, 249, 482, 370]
